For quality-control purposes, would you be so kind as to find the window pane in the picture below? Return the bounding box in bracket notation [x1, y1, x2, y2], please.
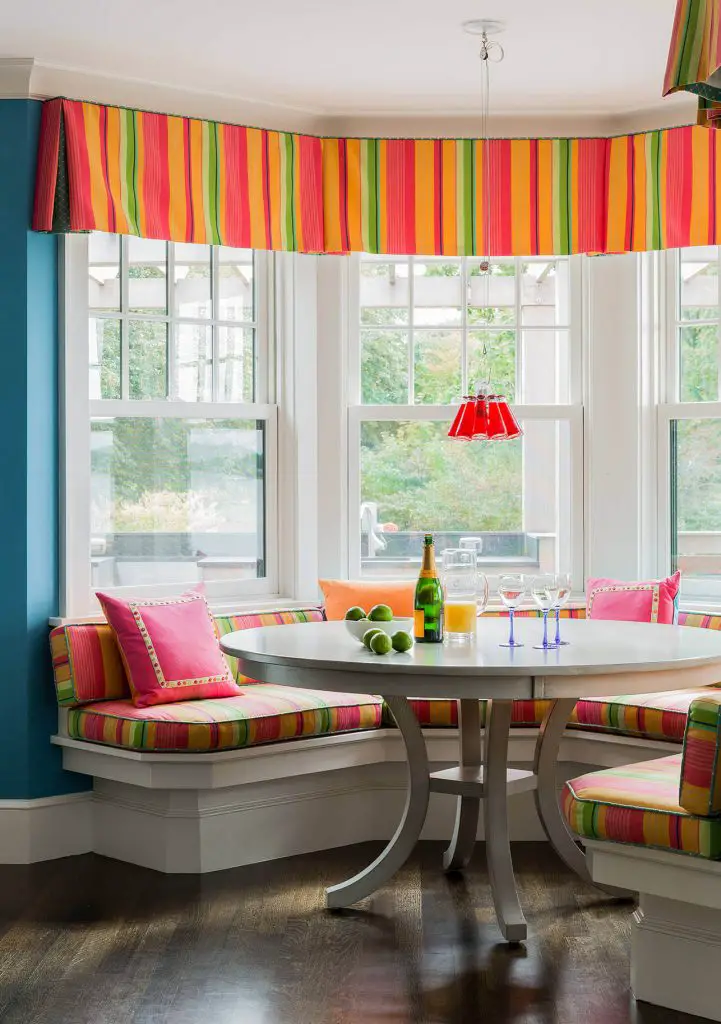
[521, 260, 569, 326]
[218, 248, 254, 321]
[413, 331, 462, 404]
[219, 327, 255, 403]
[174, 243, 211, 319]
[89, 318, 120, 399]
[468, 261, 515, 325]
[128, 237, 167, 314]
[361, 329, 409, 404]
[176, 324, 212, 402]
[359, 419, 568, 580]
[680, 248, 719, 322]
[88, 234, 120, 312]
[679, 324, 719, 402]
[360, 260, 409, 325]
[673, 419, 721, 586]
[128, 321, 167, 399]
[414, 261, 462, 326]
[467, 331, 516, 400]
[90, 418, 266, 588]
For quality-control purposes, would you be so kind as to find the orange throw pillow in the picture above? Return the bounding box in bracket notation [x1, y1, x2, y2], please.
[319, 579, 415, 620]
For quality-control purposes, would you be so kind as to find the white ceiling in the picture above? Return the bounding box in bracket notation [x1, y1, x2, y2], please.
[2, 0, 690, 120]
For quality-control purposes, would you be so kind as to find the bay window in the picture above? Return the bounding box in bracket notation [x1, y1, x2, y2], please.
[62, 234, 277, 615]
[347, 255, 584, 585]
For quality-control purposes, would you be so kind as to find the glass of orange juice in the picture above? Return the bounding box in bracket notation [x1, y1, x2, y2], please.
[441, 549, 488, 643]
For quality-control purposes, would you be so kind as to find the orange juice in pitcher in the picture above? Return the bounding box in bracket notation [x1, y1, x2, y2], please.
[441, 548, 489, 643]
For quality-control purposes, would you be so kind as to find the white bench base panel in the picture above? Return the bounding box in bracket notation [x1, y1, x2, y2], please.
[587, 840, 721, 1022]
[0, 727, 678, 868]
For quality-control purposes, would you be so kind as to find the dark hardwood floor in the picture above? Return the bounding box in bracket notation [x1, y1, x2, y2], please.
[0, 842, 693, 1024]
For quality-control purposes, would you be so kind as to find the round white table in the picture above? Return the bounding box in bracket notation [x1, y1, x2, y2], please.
[220, 617, 721, 942]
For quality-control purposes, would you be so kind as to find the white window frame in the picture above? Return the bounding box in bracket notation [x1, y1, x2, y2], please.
[60, 234, 280, 617]
[344, 254, 585, 590]
[659, 248, 721, 605]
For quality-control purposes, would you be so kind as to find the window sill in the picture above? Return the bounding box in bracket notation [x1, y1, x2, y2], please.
[49, 596, 320, 628]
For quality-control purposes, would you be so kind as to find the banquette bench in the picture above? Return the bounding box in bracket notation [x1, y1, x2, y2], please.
[48, 605, 721, 875]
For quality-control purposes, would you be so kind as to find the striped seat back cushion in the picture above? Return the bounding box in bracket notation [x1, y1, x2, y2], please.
[680, 692, 721, 816]
[51, 606, 326, 707]
[213, 608, 326, 683]
[50, 623, 130, 707]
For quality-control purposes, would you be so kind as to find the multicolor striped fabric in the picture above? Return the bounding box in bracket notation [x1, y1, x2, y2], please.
[33, 99, 324, 250]
[67, 686, 382, 752]
[664, 0, 721, 128]
[50, 606, 325, 707]
[214, 607, 326, 682]
[563, 754, 721, 859]
[32, 98, 721, 257]
[680, 693, 721, 815]
[393, 688, 707, 741]
[50, 623, 130, 706]
[678, 610, 721, 630]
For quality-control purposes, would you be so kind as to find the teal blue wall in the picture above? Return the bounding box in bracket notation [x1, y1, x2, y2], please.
[0, 99, 89, 798]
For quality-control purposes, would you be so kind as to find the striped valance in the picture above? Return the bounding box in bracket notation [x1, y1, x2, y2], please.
[32, 97, 721, 256]
[664, 0, 721, 128]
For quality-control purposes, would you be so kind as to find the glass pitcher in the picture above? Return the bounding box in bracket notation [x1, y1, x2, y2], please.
[441, 548, 489, 643]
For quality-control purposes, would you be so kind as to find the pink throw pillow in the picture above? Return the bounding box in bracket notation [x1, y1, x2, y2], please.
[97, 591, 242, 708]
[586, 572, 681, 624]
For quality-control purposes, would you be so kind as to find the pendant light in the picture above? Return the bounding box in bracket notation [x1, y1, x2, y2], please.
[448, 21, 523, 443]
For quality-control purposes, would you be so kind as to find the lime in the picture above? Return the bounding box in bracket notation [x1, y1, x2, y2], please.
[370, 632, 393, 655]
[391, 630, 413, 653]
[345, 606, 367, 621]
[362, 627, 384, 649]
[368, 603, 393, 622]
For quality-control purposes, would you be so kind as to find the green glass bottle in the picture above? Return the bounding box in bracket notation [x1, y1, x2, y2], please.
[414, 534, 444, 643]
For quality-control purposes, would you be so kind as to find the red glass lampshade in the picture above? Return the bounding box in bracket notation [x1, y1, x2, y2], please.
[448, 393, 523, 442]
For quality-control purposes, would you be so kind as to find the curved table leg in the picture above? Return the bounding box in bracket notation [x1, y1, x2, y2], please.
[484, 700, 527, 943]
[326, 694, 430, 909]
[443, 698, 482, 871]
[534, 698, 631, 897]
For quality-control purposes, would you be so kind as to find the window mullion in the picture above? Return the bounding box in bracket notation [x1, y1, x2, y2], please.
[515, 255, 523, 402]
[408, 257, 414, 404]
[211, 246, 220, 403]
[120, 236, 129, 400]
[166, 243, 176, 399]
[461, 258, 468, 395]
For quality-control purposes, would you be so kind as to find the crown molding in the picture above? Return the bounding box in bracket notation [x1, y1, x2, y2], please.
[0, 56, 700, 139]
[0, 58, 36, 99]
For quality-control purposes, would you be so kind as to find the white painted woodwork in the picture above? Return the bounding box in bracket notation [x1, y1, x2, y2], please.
[586, 841, 721, 1021]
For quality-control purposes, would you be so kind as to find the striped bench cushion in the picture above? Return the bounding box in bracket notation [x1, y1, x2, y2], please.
[395, 688, 709, 742]
[51, 607, 326, 707]
[563, 754, 721, 859]
[67, 684, 383, 752]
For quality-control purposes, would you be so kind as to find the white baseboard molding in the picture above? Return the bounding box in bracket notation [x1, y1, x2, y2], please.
[0, 792, 93, 863]
[633, 896, 721, 1021]
[586, 841, 721, 1021]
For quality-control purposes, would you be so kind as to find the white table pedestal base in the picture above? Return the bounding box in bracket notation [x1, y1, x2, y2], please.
[325, 695, 598, 942]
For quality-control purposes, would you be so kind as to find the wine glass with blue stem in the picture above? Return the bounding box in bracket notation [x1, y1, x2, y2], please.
[498, 574, 526, 648]
[553, 572, 572, 646]
[531, 574, 560, 650]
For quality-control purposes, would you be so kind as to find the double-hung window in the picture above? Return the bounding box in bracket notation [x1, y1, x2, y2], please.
[63, 234, 277, 615]
[661, 247, 721, 603]
[347, 255, 584, 584]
